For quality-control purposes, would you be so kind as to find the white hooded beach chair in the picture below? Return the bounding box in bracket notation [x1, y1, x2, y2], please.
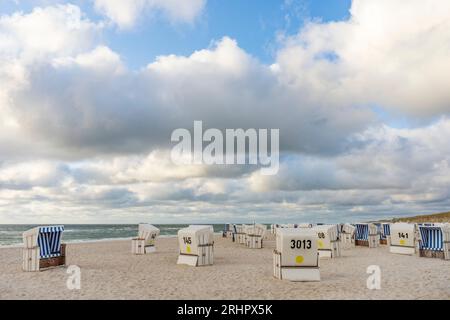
[273, 228, 320, 282]
[244, 223, 267, 249]
[177, 225, 214, 266]
[22, 226, 65, 272]
[389, 223, 417, 255]
[312, 225, 341, 258]
[235, 225, 247, 244]
[341, 223, 356, 249]
[131, 224, 160, 254]
[355, 223, 379, 248]
[418, 224, 450, 260]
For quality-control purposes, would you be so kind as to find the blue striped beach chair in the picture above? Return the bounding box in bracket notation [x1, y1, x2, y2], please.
[355, 223, 379, 248]
[418, 225, 450, 260]
[380, 223, 391, 245]
[22, 226, 66, 272]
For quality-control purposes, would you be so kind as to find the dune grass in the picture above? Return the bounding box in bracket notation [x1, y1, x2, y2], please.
[390, 211, 450, 223]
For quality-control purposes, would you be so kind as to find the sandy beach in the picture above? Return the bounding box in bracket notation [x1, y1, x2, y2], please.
[1, 235, 449, 300]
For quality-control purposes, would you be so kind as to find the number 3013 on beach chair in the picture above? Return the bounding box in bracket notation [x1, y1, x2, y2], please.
[273, 228, 320, 282]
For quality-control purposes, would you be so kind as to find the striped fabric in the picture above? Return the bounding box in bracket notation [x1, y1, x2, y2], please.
[381, 223, 391, 239]
[355, 224, 369, 240]
[419, 226, 443, 251]
[37, 226, 64, 259]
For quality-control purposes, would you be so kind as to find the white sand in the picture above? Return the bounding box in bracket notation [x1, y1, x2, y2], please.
[1, 235, 449, 300]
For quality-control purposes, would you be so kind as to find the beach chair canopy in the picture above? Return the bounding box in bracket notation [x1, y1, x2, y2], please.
[382, 223, 391, 239]
[138, 224, 160, 242]
[246, 224, 267, 237]
[342, 223, 356, 234]
[190, 225, 214, 234]
[23, 226, 65, 259]
[419, 226, 444, 251]
[355, 224, 369, 240]
[355, 223, 377, 240]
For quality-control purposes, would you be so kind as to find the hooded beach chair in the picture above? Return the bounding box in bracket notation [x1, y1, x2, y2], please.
[177, 225, 214, 266]
[380, 223, 391, 245]
[389, 223, 417, 255]
[131, 224, 160, 254]
[273, 228, 320, 282]
[341, 223, 356, 249]
[223, 223, 233, 238]
[418, 224, 450, 260]
[312, 225, 341, 258]
[235, 225, 247, 244]
[355, 223, 379, 248]
[22, 225, 65, 272]
[244, 223, 267, 249]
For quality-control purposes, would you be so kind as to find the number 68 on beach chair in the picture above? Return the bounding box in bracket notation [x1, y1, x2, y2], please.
[22, 226, 66, 272]
[273, 228, 320, 282]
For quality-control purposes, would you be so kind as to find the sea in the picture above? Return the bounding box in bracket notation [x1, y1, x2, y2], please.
[0, 224, 228, 247]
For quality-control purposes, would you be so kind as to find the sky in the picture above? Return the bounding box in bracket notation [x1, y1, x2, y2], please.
[1, 0, 450, 224]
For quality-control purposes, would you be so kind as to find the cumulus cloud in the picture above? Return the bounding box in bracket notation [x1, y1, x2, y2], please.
[0, 4, 101, 62]
[5, 36, 373, 158]
[93, 0, 206, 28]
[275, 0, 450, 118]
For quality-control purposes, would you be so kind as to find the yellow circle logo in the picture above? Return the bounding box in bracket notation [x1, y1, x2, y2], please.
[399, 239, 405, 246]
[186, 245, 191, 253]
[295, 256, 304, 264]
[318, 240, 324, 248]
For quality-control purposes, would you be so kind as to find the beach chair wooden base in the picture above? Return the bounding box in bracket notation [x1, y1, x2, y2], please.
[380, 239, 388, 245]
[356, 236, 379, 248]
[355, 240, 369, 247]
[318, 250, 332, 258]
[177, 244, 214, 267]
[145, 246, 156, 254]
[389, 245, 415, 255]
[280, 268, 321, 282]
[419, 249, 445, 259]
[273, 251, 320, 282]
[177, 254, 199, 266]
[23, 244, 66, 272]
